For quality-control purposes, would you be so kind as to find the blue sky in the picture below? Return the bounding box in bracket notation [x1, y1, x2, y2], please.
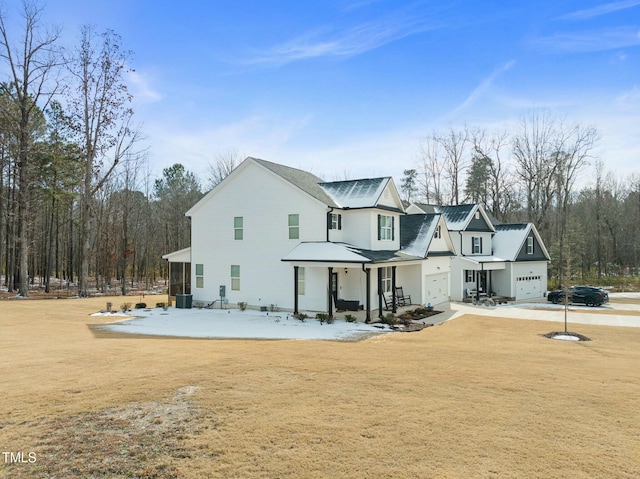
[5, 0, 640, 185]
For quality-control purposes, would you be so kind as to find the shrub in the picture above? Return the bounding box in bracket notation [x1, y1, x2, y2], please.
[135, 302, 147, 309]
[294, 313, 308, 322]
[120, 302, 132, 312]
[344, 314, 357, 323]
[270, 304, 279, 312]
[316, 313, 328, 324]
[238, 301, 247, 311]
[380, 313, 397, 325]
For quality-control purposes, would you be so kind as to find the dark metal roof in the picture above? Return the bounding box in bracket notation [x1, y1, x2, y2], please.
[318, 177, 389, 208]
[400, 214, 438, 255]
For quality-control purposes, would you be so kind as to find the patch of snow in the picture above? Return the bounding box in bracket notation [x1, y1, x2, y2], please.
[551, 334, 580, 341]
[95, 308, 391, 341]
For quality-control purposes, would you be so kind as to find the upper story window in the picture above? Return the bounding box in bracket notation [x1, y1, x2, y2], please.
[234, 216, 243, 240]
[527, 236, 534, 254]
[288, 214, 299, 239]
[329, 213, 342, 230]
[434, 224, 442, 239]
[378, 215, 394, 241]
[472, 236, 482, 254]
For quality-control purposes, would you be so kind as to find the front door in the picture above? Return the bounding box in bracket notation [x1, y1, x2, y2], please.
[331, 272, 339, 300]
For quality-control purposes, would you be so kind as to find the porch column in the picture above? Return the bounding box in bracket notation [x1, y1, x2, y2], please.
[328, 267, 333, 318]
[488, 270, 492, 298]
[364, 267, 371, 323]
[377, 267, 383, 318]
[293, 266, 299, 314]
[391, 265, 397, 313]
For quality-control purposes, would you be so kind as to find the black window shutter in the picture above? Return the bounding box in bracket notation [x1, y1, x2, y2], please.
[480, 236, 483, 254]
[327, 213, 332, 230]
[377, 215, 381, 240]
[338, 214, 342, 230]
[471, 236, 474, 253]
[392, 216, 395, 241]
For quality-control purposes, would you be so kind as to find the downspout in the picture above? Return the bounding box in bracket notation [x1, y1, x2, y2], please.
[327, 207, 334, 242]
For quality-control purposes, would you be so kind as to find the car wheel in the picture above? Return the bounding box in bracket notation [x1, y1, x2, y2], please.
[586, 299, 595, 307]
[552, 297, 560, 304]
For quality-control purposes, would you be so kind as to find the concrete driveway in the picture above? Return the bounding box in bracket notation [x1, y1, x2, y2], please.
[442, 293, 640, 328]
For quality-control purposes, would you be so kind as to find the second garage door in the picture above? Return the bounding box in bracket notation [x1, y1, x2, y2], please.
[424, 273, 449, 305]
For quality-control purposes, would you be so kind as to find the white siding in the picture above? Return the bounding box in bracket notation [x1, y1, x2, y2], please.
[190, 161, 328, 309]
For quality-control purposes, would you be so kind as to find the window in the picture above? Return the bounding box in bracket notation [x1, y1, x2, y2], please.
[329, 213, 342, 230]
[472, 236, 482, 254]
[231, 265, 240, 291]
[378, 215, 394, 241]
[527, 236, 534, 254]
[434, 224, 441, 239]
[195, 264, 204, 288]
[465, 270, 475, 283]
[298, 267, 305, 295]
[234, 217, 243, 240]
[380, 266, 392, 293]
[288, 214, 299, 239]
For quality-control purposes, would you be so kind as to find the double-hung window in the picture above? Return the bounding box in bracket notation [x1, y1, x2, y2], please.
[380, 266, 392, 293]
[378, 215, 394, 241]
[288, 214, 299, 239]
[527, 236, 534, 254]
[330, 213, 342, 230]
[195, 264, 204, 288]
[234, 216, 243, 240]
[472, 236, 482, 254]
[231, 265, 240, 291]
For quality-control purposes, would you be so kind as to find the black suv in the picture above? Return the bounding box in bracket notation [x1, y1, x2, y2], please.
[547, 285, 609, 307]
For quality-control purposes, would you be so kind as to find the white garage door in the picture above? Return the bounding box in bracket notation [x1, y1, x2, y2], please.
[424, 273, 449, 306]
[516, 275, 542, 299]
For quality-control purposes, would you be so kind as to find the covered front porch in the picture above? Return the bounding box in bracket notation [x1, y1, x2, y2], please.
[452, 255, 507, 302]
[282, 242, 424, 322]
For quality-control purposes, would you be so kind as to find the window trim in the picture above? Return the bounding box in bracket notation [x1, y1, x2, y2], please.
[472, 236, 482, 254]
[288, 214, 299, 239]
[195, 264, 204, 288]
[231, 265, 240, 291]
[234, 216, 243, 240]
[527, 236, 534, 254]
[378, 214, 394, 241]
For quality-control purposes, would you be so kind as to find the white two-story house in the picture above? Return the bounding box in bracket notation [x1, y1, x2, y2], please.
[165, 157, 455, 320]
[407, 203, 551, 301]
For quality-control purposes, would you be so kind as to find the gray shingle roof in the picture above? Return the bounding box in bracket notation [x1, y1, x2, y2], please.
[251, 157, 338, 207]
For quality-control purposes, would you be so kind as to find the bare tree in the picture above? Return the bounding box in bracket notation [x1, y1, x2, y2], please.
[66, 26, 140, 297]
[206, 149, 241, 189]
[418, 136, 446, 204]
[435, 126, 468, 205]
[511, 110, 560, 233]
[0, 1, 62, 295]
[470, 129, 513, 219]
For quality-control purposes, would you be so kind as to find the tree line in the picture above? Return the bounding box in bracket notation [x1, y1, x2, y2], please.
[1, 4, 637, 297]
[401, 112, 640, 285]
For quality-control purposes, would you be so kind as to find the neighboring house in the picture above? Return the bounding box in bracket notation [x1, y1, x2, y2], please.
[165, 157, 455, 320]
[407, 203, 551, 301]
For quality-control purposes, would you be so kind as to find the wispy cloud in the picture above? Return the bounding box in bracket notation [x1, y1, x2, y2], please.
[556, 0, 640, 21]
[244, 10, 439, 66]
[446, 60, 516, 118]
[531, 27, 640, 53]
[126, 70, 163, 103]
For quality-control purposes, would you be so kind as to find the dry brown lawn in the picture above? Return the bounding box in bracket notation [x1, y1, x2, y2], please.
[1, 296, 639, 478]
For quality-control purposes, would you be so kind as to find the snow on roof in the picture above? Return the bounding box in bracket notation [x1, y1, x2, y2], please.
[318, 178, 390, 208]
[162, 247, 191, 262]
[492, 223, 530, 261]
[282, 242, 372, 263]
[400, 214, 438, 258]
[414, 204, 476, 230]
